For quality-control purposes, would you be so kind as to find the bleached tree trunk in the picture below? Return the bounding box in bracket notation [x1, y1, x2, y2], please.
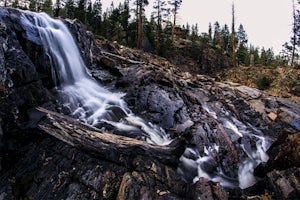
[231, 3, 237, 67]
[37, 107, 185, 166]
[291, 0, 297, 67]
[137, 0, 143, 49]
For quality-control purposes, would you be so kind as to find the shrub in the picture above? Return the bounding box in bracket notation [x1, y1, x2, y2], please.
[256, 75, 272, 90]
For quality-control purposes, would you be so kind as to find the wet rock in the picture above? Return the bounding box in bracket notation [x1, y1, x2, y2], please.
[0, 8, 54, 138]
[266, 168, 300, 199]
[190, 178, 228, 200]
[174, 119, 194, 133]
[139, 85, 184, 128]
[1, 7, 300, 200]
[292, 118, 300, 131]
[265, 133, 300, 171]
[99, 56, 116, 68]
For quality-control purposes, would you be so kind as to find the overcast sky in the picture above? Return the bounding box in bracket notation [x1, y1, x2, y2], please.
[103, 0, 295, 54]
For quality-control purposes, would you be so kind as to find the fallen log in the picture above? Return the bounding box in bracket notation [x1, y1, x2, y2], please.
[102, 51, 145, 64]
[37, 107, 185, 167]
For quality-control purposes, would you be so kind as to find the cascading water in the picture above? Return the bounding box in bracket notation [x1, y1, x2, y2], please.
[178, 103, 272, 189]
[21, 11, 172, 146]
[20, 11, 271, 190]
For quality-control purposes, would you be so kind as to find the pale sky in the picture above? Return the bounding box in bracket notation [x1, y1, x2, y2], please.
[103, 0, 295, 54]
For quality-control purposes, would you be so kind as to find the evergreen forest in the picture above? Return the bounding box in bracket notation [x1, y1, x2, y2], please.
[2, 0, 300, 70]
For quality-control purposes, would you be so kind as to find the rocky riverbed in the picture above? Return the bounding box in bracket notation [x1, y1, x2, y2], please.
[0, 7, 300, 199]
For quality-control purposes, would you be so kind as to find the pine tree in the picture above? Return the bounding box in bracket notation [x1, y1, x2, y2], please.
[29, 0, 37, 11]
[120, 0, 131, 43]
[86, 0, 93, 28]
[236, 24, 248, 45]
[76, 0, 86, 23]
[109, 3, 128, 44]
[191, 24, 198, 38]
[12, 0, 19, 8]
[249, 45, 260, 66]
[136, 0, 149, 49]
[54, 0, 60, 17]
[283, 0, 300, 67]
[236, 24, 248, 65]
[92, 0, 102, 34]
[266, 48, 275, 67]
[168, 0, 182, 41]
[220, 24, 230, 52]
[65, 0, 75, 19]
[186, 23, 190, 35]
[153, 0, 168, 54]
[42, 0, 53, 16]
[282, 42, 294, 65]
[213, 21, 221, 48]
[93, 0, 102, 17]
[259, 48, 268, 66]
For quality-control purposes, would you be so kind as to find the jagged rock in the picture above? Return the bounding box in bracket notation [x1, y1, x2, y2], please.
[265, 132, 300, 171]
[266, 168, 300, 199]
[293, 118, 300, 131]
[1, 7, 300, 200]
[190, 178, 228, 199]
[267, 112, 278, 121]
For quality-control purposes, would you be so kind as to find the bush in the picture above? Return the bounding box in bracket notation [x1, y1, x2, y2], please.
[256, 75, 272, 90]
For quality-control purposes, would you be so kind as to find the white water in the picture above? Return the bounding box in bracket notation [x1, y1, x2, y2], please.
[20, 11, 271, 189]
[178, 104, 272, 189]
[21, 11, 172, 146]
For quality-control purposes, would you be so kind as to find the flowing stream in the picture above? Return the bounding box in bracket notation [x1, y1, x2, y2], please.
[20, 11, 271, 189]
[177, 103, 272, 189]
[21, 11, 172, 146]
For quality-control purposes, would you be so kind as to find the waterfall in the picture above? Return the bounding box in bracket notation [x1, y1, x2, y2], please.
[21, 11, 172, 146]
[20, 11, 271, 189]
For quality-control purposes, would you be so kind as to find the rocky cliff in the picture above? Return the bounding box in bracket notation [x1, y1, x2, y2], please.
[0, 7, 300, 199]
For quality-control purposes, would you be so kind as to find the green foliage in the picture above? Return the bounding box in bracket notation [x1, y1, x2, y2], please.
[29, 0, 36, 11]
[276, 69, 300, 96]
[12, 0, 19, 8]
[75, 0, 85, 23]
[11, 0, 289, 69]
[65, 0, 75, 19]
[256, 75, 273, 90]
[237, 44, 248, 65]
[42, 0, 53, 16]
[53, 0, 60, 17]
[160, 37, 177, 58]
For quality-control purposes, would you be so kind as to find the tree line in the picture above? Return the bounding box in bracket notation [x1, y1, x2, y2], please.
[3, 0, 299, 68]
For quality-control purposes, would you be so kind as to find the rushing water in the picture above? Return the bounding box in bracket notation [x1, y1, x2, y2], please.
[178, 103, 272, 189]
[21, 11, 271, 189]
[21, 11, 172, 146]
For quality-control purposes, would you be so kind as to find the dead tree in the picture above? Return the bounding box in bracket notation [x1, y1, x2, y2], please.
[37, 107, 185, 168]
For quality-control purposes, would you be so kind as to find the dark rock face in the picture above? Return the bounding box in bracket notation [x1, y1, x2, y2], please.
[63, 18, 95, 67]
[0, 8, 54, 158]
[0, 7, 300, 200]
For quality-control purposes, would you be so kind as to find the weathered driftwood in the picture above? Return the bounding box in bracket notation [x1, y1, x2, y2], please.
[37, 107, 184, 167]
[102, 51, 145, 64]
